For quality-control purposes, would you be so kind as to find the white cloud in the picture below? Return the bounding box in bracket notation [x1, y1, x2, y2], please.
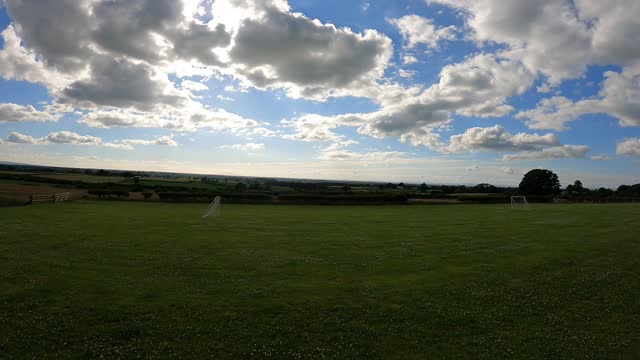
[398, 69, 416, 78]
[282, 114, 354, 143]
[402, 55, 418, 65]
[502, 145, 590, 161]
[389, 15, 456, 49]
[236, 127, 277, 138]
[445, 125, 559, 153]
[79, 104, 258, 132]
[0, 103, 59, 123]
[46, 131, 102, 145]
[517, 63, 640, 130]
[216, 95, 234, 101]
[181, 79, 209, 92]
[591, 154, 611, 161]
[502, 166, 514, 174]
[287, 54, 534, 149]
[220, 143, 265, 151]
[0, 26, 71, 88]
[616, 138, 640, 158]
[102, 142, 135, 150]
[118, 135, 178, 147]
[2, 130, 178, 150]
[318, 149, 406, 161]
[4, 132, 40, 144]
[429, 0, 640, 85]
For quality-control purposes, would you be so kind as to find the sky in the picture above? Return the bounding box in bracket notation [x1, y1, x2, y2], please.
[0, 0, 639, 188]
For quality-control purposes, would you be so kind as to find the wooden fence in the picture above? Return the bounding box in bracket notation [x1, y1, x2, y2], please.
[31, 192, 83, 204]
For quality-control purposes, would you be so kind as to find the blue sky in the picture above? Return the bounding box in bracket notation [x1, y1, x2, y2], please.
[0, 0, 639, 187]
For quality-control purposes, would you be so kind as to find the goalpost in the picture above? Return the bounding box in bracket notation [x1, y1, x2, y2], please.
[511, 196, 529, 210]
[202, 196, 221, 218]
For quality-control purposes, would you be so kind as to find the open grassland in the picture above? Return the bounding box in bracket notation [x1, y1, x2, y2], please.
[1, 202, 639, 359]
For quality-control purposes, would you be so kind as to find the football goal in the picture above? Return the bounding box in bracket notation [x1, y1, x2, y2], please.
[202, 196, 221, 218]
[511, 196, 529, 210]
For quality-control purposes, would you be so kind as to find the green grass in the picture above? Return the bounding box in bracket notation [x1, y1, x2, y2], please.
[1, 202, 639, 359]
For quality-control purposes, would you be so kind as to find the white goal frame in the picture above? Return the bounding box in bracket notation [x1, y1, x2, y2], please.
[202, 196, 221, 218]
[511, 196, 529, 210]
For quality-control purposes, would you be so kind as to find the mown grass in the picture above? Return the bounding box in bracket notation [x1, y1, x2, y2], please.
[1, 202, 639, 359]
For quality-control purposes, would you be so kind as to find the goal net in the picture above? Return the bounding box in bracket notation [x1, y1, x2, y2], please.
[511, 196, 529, 210]
[202, 196, 221, 218]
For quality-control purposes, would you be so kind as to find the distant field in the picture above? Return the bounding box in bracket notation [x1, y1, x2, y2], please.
[33, 173, 125, 183]
[144, 177, 195, 183]
[0, 170, 37, 176]
[1, 202, 639, 358]
[139, 179, 227, 190]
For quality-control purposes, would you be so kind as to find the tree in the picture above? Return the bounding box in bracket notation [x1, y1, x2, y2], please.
[519, 169, 561, 195]
[566, 180, 584, 194]
[234, 182, 247, 192]
[420, 183, 428, 192]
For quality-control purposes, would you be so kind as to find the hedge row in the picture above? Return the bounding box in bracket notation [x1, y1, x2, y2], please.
[277, 193, 408, 204]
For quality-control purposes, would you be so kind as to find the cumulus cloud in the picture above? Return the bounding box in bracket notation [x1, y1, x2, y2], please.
[389, 15, 456, 49]
[402, 55, 418, 65]
[4, 131, 40, 144]
[220, 143, 265, 151]
[229, 5, 393, 100]
[108, 135, 178, 148]
[591, 154, 611, 161]
[0, 26, 71, 88]
[0, 0, 403, 141]
[445, 125, 559, 153]
[0, 0, 258, 131]
[517, 63, 640, 130]
[0, 103, 59, 123]
[283, 53, 534, 148]
[2, 130, 178, 150]
[429, 0, 640, 85]
[616, 138, 640, 158]
[78, 105, 259, 132]
[3, 0, 232, 69]
[502, 145, 590, 161]
[502, 166, 514, 174]
[281, 114, 354, 143]
[45, 131, 102, 145]
[60, 57, 185, 111]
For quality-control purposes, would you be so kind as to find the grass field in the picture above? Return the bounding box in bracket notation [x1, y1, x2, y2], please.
[1, 202, 639, 358]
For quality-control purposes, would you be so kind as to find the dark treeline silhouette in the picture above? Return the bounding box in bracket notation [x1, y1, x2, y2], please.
[1, 163, 638, 204]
